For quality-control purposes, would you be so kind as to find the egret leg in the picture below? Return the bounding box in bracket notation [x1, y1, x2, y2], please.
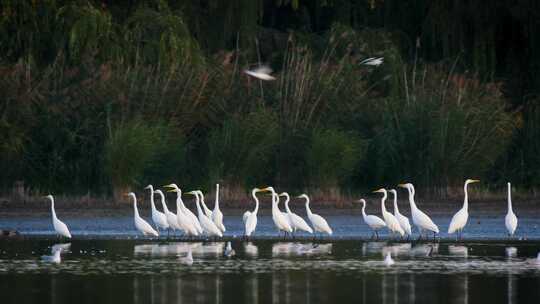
[375, 230, 379, 240]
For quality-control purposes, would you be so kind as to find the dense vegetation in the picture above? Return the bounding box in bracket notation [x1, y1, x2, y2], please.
[1, 1, 538, 202]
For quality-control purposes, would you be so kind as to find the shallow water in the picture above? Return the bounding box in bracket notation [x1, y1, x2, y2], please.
[1, 239, 540, 304]
[2, 214, 540, 240]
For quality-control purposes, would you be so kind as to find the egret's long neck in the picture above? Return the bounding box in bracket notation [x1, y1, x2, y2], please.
[214, 184, 220, 211]
[361, 201, 367, 219]
[463, 183, 469, 210]
[160, 195, 169, 213]
[194, 193, 204, 217]
[380, 191, 388, 214]
[271, 192, 278, 213]
[284, 195, 292, 214]
[149, 191, 156, 212]
[408, 187, 418, 210]
[200, 193, 211, 214]
[50, 197, 57, 219]
[392, 194, 400, 214]
[132, 196, 139, 218]
[177, 192, 187, 210]
[507, 183, 513, 213]
[251, 190, 260, 214]
[305, 197, 313, 216]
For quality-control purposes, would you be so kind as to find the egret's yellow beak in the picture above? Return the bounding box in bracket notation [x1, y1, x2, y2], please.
[185, 191, 195, 195]
[163, 184, 175, 188]
[471, 179, 480, 183]
[397, 183, 407, 188]
[260, 187, 272, 192]
[373, 188, 385, 193]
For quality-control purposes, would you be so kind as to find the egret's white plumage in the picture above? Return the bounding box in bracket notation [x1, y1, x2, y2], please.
[41, 248, 62, 264]
[244, 66, 276, 81]
[505, 182, 518, 237]
[212, 184, 226, 233]
[448, 179, 479, 237]
[167, 187, 199, 236]
[244, 188, 263, 237]
[155, 189, 182, 233]
[384, 252, 395, 266]
[179, 248, 193, 265]
[128, 192, 159, 237]
[144, 185, 168, 232]
[299, 194, 332, 235]
[359, 199, 386, 238]
[389, 189, 412, 236]
[224, 241, 235, 258]
[398, 183, 439, 237]
[164, 184, 203, 234]
[374, 188, 405, 237]
[187, 191, 222, 237]
[45, 195, 72, 239]
[280, 192, 313, 234]
[197, 190, 213, 219]
[264, 187, 293, 235]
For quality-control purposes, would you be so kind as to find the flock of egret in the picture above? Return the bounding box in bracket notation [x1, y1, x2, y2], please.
[43, 179, 522, 241]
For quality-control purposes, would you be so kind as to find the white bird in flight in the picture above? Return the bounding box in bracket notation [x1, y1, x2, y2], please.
[398, 183, 439, 239]
[244, 66, 276, 81]
[389, 189, 412, 237]
[373, 188, 405, 237]
[359, 199, 386, 239]
[447, 179, 480, 239]
[128, 192, 159, 237]
[505, 182, 518, 237]
[45, 195, 72, 239]
[298, 194, 332, 236]
[360, 57, 384, 66]
[144, 185, 168, 233]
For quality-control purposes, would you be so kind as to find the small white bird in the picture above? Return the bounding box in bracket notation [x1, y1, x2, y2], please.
[128, 192, 159, 237]
[389, 189, 412, 237]
[298, 194, 333, 236]
[186, 191, 223, 237]
[45, 195, 72, 239]
[448, 179, 480, 238]
[398, 183, 439, 239]
[155, 189, 182, 236]
[505, 182, 518, 237]
[224, 241, 235, 258]
[505, 247, 517, 258]
[384, 252, 395, 266]
[360, 57, 384, 66]
[264, 187, 293, 236]
[164, 184, 203, 234]
[144, 185, 169, 233]
[279, 192, 313, 234]
[373, 188, 405, 237]
[212, 184, 226, 233]
[179, 248, 193, 266]
[245, 188, 264, 237]
[359, 199, 386, 239]
[244, 65, 276, 81]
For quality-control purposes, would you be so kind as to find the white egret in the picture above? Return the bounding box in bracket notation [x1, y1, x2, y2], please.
[186, 191, 223, 237]
[166, 187, 199, 236]
[505, 182, 518, 237]
[244, 66, 276, 81]
[144, 185, 169, 233]
[224, 241, 235, 258]
[398, 183, 439, 239]
[505, 247, 517, 258]
[212, 184, 226, 233]
[448, 179, 480, 239]
[45, 195, 72, 239]
[279, 192, 313, 235]
[41, 248, 62, 264]
[155, 189, 182, 236]
[359, 199, 386, 239]
[244, 188, 263, 237]
[128, 192, 159, 237]
[164, 184, 203, 234]
[196, 190, 213, 218]
[389, 189, 412, 237]
[298, 194, 333, 236]
[384, 252, 395, 266]
[264, 187, 293, 236]
[360, 57, 384, 66]
[373, 188, 405, 237]
[179, 248, 193, 266]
